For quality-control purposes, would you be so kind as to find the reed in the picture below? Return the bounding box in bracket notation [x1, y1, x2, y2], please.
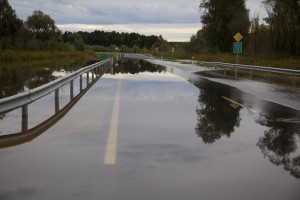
[0, 51, 97, 67]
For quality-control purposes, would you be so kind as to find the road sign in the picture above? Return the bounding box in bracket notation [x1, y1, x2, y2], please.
[234, 32, 243, 42]
[101, 54, 107, 60]
[233, 42, 243, 54]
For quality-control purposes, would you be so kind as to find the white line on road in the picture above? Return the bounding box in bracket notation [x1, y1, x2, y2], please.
[104, 80, 122, 165]
[222, 96, 258, 113]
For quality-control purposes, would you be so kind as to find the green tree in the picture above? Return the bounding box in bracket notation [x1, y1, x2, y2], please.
[185, 29, 206, 53]
[263, 0, 300, 55]
[0, 0, 23, 49]
[0, 0, 22, 37]
[25, 10, 59, 40]
[199, 0, 250, 52]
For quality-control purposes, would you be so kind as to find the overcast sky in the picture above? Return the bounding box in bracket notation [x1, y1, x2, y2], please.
[10, 0, 265, 41]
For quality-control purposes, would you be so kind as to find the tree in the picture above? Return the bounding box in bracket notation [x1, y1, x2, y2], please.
[0, 0, 22, 37]
[199, 0, 250, 52]
[185, 29, 206, 53]
[0, 0, 23, 49]
[25, 10, 59, 40]
[263, 0, 300, 55]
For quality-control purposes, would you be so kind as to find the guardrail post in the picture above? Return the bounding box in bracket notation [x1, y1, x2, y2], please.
[235, 67, 238, 78]
[80, 75, 83, 92]
[55, 89, 59, 113]
[21, 105, 28, 132]
[268, 72, 271, 82]
[224, 67, 227, 76]
[249, 70, 252, 80]
[87, 72, 89, 86]
[92, 69, 95, 80]
[70, 80, 74, 101]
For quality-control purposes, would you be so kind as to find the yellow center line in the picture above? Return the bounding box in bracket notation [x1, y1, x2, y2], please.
[104, 80, 122, 165]
[222, 96, 258, 113]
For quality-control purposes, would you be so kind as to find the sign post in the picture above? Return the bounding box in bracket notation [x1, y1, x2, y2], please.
[233, 32, 243, 64]
[171, 46, 175, 61]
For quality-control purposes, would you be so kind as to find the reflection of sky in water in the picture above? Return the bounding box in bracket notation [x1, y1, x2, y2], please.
[103, 72, 198, 101]
[0, 65, 300, 200]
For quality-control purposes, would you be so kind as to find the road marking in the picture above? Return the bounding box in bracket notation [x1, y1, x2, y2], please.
[104, 80, 122, 165]
[222, 96, 258, 113]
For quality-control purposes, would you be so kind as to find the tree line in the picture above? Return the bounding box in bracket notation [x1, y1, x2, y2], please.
[0, 0, 163, 52]
[186, 0, 300, 56]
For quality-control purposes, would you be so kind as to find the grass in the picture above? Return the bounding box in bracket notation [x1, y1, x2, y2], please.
[152, 51, 300, 70]
[0, 50, 99, 68]
[193, 53, 300, 70]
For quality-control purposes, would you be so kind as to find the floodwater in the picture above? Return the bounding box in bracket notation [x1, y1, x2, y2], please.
[0, 58, 299, 200]
[0, 58, 98, 99]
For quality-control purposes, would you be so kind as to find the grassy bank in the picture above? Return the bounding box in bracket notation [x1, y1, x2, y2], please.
[153, 51, 300, 70]
[193, 53, 300, 70]
[0, 50, 99, 68]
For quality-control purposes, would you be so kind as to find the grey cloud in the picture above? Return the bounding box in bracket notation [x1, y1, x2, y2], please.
[9, 0, 264, 41]
[10, 0, 200, 24]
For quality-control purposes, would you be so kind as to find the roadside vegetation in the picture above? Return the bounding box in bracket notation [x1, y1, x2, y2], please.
[1, 0, 300, 70]
[183, 0, 300, 70]
[0, 0, 163, 66]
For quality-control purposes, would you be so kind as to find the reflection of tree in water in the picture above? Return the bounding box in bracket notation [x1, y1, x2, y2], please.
[0, 67, 24, 98]
[1, 58, 97, 120]
[194, 81, 241, 144]
[0, 67, 55, 99]
[25, 69, 55, 89]
[113, 58, 166, 74]
[0, 58, 97, 99]
[257, 117, 300, 179]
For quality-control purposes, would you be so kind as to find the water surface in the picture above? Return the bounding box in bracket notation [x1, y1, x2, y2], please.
[0, 58, 299, 200]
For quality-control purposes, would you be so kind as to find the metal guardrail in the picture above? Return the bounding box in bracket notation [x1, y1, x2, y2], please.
[201, 62, 300, 76]
[0, 58, 112, 113]
[0, 67, 106, 149]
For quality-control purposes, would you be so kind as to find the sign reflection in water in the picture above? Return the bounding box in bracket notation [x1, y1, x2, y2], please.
[192, 76, 300, 179]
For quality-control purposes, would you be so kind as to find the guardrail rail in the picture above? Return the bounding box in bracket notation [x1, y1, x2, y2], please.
[201, 62, 300, 77]
[0, 58, 112, 114]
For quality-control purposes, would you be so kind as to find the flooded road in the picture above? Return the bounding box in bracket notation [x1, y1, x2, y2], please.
[0, 58, 300, 200]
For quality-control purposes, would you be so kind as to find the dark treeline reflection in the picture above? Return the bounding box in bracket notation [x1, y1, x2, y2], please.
[193, 79, 241, 144]
[257, 115, 300, 179]
[0, 58, 98, 99]
[192, 76, 300, 179]
[112, 58, 166, 75]
[0, 67, 55, 99]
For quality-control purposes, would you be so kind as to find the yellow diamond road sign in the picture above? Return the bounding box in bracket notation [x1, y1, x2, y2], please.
[234, 32, 243, 42]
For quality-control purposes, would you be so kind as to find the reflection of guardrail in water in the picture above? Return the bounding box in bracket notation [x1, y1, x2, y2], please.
[0, 59, 112, 148]
[201, 62, 300, 78]
[0, 59, 112, 113]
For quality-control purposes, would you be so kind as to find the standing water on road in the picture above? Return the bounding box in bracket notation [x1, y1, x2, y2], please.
[0, 58, 299, 200]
